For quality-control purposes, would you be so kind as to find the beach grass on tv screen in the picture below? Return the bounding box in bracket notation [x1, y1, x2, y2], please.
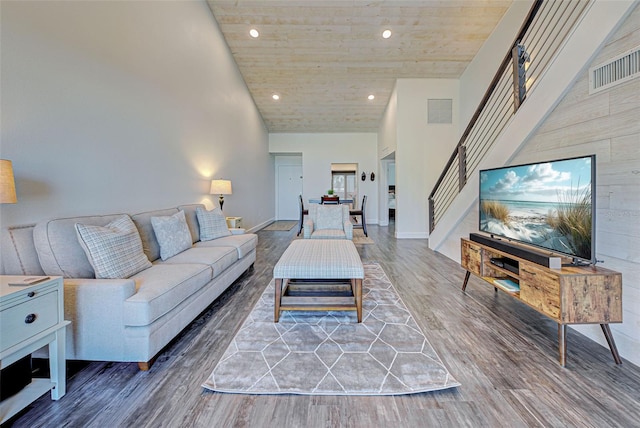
[546, 185, 592, 260]
[480, 200, 511, 226]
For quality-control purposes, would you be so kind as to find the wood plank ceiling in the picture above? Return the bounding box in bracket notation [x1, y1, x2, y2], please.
[206, 0, 513, 133]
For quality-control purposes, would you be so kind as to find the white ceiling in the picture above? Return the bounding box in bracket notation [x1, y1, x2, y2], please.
[206, 0, 513, 133]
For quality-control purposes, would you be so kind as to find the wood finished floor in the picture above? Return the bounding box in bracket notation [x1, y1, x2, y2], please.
[6, 225, 640, 428]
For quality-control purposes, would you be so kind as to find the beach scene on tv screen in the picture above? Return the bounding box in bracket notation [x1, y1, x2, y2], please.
[479, 157, 592, 260]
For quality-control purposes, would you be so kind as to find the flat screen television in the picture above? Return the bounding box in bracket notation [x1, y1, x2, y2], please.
[479, 155, 596, 265]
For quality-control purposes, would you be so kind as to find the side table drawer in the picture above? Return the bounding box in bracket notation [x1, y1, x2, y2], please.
[0, 291, 59, 351]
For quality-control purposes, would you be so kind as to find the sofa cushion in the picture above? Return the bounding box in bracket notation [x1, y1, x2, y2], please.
[75, 215, 152, 279]
[151, 210, 192, 261]
[157, 246, 238, 278]
[124, 263, 212, 327]
[177, 204, 204, 244]
[131, 208, 179, 262]
[1, 224, 46, 276]
[34, 213, 128, 278]
[194, 233, 258, 259]
[196, 207, 231, 241]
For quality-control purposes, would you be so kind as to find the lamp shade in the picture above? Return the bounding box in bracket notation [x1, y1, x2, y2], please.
[210, 179, 232, 195]
[0, 159, 17, 204]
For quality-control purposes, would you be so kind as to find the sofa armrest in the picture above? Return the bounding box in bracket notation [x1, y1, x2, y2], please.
[303, 219, 314, 238]
[229, 228, 246, 235]
[62, 278, 136, 360]
[343, 220, 353, 240]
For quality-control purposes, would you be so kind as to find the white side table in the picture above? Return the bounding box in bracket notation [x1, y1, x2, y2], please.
[226, 216, 242, 228]
[0, 276, 70, 423]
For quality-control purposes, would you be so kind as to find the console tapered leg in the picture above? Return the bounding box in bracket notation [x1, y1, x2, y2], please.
[601, 324, 622, 365]
[558, 324, 567, 367]
[462, 271, 471, 292]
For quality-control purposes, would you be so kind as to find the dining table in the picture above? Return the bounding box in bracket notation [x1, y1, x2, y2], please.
[308, 198, 353, 204]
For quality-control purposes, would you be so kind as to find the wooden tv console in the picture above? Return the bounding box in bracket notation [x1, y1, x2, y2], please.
[460, 237, 623, 366]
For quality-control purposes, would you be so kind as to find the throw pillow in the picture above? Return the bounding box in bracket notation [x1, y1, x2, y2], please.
[315, 205, 344, 230]
[75, 215, 152, 279]
[151, 210, 192, 261]
[196, 207, 232, 241]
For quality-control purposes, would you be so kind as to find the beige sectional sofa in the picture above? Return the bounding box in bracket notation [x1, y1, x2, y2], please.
[0, 204, 257, 370]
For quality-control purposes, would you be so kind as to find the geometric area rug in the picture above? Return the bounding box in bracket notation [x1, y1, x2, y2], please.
[202, 263, 460, 395]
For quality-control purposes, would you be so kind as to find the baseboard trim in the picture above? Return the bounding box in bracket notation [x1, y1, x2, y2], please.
[251, 218, 275, 233]
[395, 232, 428, 239]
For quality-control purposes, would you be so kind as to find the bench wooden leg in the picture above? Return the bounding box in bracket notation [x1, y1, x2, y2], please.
[355, 278, 362, 322]
[274, 278, 282, 322]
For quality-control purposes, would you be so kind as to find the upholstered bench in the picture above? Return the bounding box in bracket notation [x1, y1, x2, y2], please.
[273, 239, 364, 322]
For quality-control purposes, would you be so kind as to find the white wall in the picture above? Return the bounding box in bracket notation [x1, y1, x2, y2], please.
[0, 1, 273, 231]
[377, 85, 398, 226]
[378, 86, 398, 160]
[269, 133, 379, 223]
[387, 163, 396, 186]
[395, 79, 460, 238]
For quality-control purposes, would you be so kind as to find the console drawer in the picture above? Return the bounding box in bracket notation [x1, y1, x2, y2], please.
[461, 241, 482, 275]
[520, 264, 560, 319]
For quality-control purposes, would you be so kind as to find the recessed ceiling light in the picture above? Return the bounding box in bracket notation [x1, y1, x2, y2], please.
[382, 29, 392, 39]
[272, 94, 280, 101]
[249, 28, 259, 38]
[368, 94, 375, 100]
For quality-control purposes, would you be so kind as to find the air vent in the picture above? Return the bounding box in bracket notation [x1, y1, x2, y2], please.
[427, 99, 453, 124]
[589, 46, 640, 94]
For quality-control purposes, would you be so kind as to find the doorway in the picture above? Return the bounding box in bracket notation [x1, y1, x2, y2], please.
[387, 161, 396, 221]
[380, 153, 395, 226]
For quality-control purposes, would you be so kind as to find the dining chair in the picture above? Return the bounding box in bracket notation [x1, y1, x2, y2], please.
[350, 195, 368, 237]
[297, 194, 308, 236]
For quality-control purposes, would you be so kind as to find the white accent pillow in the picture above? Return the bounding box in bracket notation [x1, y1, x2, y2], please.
[151, 210, 192, 261]
[75, 215, 152, 279]
[196, 207, 232, 241]
[316, 205, 344, 230]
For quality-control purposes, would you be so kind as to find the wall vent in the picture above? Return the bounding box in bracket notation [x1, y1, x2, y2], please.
[427, 99, 453, 124]
[589, 46, 640, 94]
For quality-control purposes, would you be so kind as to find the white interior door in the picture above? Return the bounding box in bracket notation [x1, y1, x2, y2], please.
[277, 165, 303, 220]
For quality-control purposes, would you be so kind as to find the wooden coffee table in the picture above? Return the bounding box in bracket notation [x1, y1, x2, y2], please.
[273, 240, 364, 322]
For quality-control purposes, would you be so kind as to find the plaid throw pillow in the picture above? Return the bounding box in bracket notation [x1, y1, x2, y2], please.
[75, 215, 152, 279]
[151, 210, 192, 260]
[196, 207, 232, 241]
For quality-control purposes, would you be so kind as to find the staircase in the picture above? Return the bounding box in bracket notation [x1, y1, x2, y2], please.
[428, 0, 637, 258]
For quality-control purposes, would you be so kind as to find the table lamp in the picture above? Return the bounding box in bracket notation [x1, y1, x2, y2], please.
[0, 159, 17, 204]
[210, 179, 232, 210]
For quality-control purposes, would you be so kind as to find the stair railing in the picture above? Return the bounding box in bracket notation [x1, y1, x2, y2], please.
[428, 0, 591, 233]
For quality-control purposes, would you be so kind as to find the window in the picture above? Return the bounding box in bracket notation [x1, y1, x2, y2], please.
[331, 163, 358, 208]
